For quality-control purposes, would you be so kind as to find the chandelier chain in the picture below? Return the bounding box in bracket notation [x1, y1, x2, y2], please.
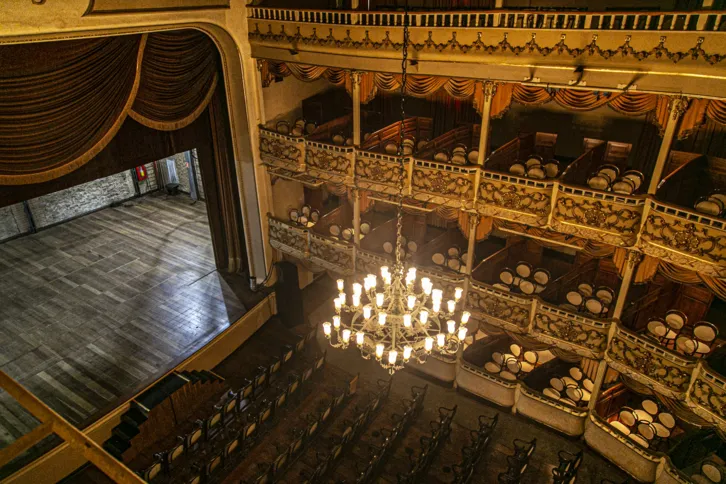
[395, 0, 409, 273]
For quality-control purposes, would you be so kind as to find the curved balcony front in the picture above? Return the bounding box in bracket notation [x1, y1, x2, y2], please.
[259, 128, 307, 173]
[584, 413, 662, 483]
[466, 280, 533, 334]
[606, 326, 697, 399]
[533, 303, 611, 360]
[515, 385, 589, 437]
[640, 199, 726, 279]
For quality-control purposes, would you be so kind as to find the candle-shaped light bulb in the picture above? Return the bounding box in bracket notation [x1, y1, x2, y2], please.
[432, 301, 441, 314]
[352, 294, 361, 307]
[339, 292, 346, 303]
[447, 320, 456, 334]
[323, 322, 331, 336]
[447, 300, 456, 313]
[356, 331, 364, 345]
[363, 305, 372, 319]
[388, 350, 398, 365]
[352, 283, 362, 296]
[455, 287, 463, 301]
[403, 346, 412, 361]
[403, 314, 412, 327]
[432, 289, 443, 303]
[408, 267, 417, 281]
[334, 298, 342, 311]
[457, 326, 468, 341]
[370, 275, 377, 288]
[376, 293, 384, 307]
[342, 329, 351, 343]
[378, 312, 387, 326]
[407, 295, 416, 310]
[380, 266, 389, 278]
[333, 315, 341, 328]
[419, 310, 429, 325]
[421, 277, 431, 294]
[437, 333, 446, 347]
[337, 279, 345, 291]
[461, 311, 471, 324]
[375, 343, 384, 359]
[425, 337, 433, 352]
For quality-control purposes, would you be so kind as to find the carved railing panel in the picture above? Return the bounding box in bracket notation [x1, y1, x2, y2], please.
[640, 200, 726, 278]
[355, 152, 412, 196]
[689, 365, 726, 430]
[308, 233, 355, 275]
[477, 172, 553, 226]
[269, 216, 309, 259]
[305, 142, 355, 185]
[259, 128, 306, 172]
[606, 326, 696, 397]
[466, 281, 532, 333]
[355, 248, 394, 276]
[410, 160, 477, 209]
[551, 185, 645, 246]
[533, 304, 611, 359]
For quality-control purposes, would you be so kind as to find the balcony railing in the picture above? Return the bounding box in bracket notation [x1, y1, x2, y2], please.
[261, 128, 726, 277]
[268, 215, 726, 432]
[248, 7, 726, 32]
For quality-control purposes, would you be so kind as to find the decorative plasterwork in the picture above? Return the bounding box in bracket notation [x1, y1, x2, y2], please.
[466, 282, 531, 333]
[86, 0, 229, 15]
[250, 24, 726, 65]
[533, 306, 609, 359]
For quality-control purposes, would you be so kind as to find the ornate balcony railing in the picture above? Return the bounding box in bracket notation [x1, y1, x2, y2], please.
[606, 325, 696, 398]
[263, 130, 726, 278]
[248, 7, 726, 32]
[533, 303, 611, 359]
[259, 128, 306, 172]
[410, 159, 478, 209]
[269, 217, 726, 432]
[466, 280, 533, 333]
[640, 199, 726, 279]
[477, 172, 553, 227]
[551, 184, 646, 247]
[305, 141, 355, 185]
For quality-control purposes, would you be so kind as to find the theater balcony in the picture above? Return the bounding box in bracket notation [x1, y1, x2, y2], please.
[247, 6, 726, 98]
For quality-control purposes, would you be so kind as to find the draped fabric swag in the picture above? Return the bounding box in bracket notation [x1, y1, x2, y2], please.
[129, 31, 219, 131]
[0, 31, 220, 185]
[677, 98, 726, 141]
[262, 60, 670, 138]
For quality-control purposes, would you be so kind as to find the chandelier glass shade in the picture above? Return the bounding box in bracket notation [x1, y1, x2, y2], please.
[323, 265, 470, 374]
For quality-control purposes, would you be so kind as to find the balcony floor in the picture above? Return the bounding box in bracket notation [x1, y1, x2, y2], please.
[0, 194, 265, 468]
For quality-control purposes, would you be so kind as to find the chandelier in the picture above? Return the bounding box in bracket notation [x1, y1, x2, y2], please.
[322, 3, 470, 374]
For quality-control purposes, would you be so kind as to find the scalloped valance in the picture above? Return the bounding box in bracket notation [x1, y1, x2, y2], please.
[0, 30, 219, 185]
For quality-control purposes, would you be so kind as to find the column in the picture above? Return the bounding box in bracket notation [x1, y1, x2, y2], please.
[647, 97, 686, 194]
[464, 213, 479, 275]
[352, 71, 362, 146]
[477, 81, 496, 165]
[612, 250, 642, 320]
[587, 359, 609, 411]
[352, 188, 361, 247]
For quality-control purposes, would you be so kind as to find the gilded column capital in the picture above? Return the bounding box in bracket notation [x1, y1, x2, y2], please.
[482, 81, 498, 102]
[351, 71, 363, 86]
[626, 250, 643, 269]
[668, 96, 689, 120]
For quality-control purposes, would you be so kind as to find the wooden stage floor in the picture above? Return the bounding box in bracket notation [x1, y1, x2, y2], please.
[0, 194, 264, 462]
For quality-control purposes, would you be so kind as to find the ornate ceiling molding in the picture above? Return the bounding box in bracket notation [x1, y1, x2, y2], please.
[85, 0, 229, 16]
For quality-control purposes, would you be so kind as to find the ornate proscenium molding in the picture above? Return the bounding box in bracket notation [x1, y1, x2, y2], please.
[250, 25, 726, 66]
[85, 0, 230, 15]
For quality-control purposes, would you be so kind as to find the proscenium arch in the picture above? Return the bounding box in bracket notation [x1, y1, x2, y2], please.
[0, 22, 270, 282]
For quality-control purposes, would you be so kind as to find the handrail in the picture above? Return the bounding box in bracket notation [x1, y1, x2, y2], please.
[248, 6, 726, 32]
[0, 371, 144, 484]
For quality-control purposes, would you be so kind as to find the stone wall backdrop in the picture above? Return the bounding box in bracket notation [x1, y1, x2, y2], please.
[0, 203, 31, 242]
[138, 162, 158, 195]
[172, 152, 191, 194]
[192, 149, 205, 200]
[27, 170, 136, 229]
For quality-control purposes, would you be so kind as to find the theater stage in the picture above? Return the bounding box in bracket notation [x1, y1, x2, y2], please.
[0, 194, 265, 457]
